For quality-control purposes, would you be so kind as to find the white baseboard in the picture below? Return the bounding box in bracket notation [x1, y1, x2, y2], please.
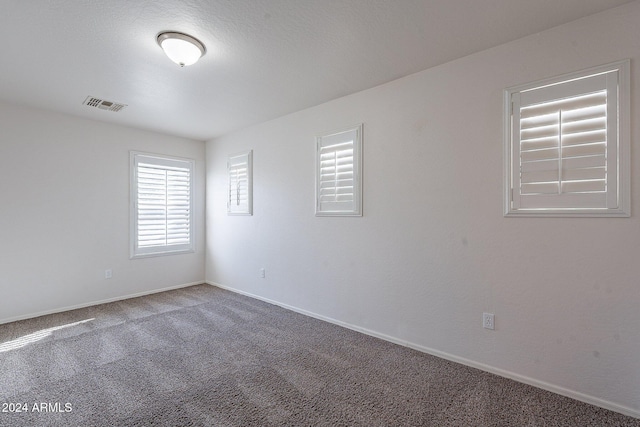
[206, 281, 640, 420]
[0, 281, 204, 325]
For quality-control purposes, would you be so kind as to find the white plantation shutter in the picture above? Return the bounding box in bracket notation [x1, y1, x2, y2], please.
[131, 153, 194, 257]
[316, 125, 362, 216]
[227, 151, 253, 215]
[505, 60, 629, 216]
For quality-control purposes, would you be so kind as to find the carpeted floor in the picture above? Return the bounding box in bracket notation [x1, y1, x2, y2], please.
[0, 284, 638, 426]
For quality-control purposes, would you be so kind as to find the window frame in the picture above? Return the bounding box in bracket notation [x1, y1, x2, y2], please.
[227, 150, 253, 216]
[130, 151, 195, 259]
[504, 60, 630, 217]
[315, 124, 363, 217]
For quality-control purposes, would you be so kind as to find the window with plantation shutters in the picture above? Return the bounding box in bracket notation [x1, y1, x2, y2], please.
[227, 150, 252, 215]
[505, 60, 629, 217]
[130, 152, 194, 258]
[316, 124, 362, 216]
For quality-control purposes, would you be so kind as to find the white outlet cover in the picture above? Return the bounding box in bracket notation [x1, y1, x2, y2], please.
[483, 313, 495, 330]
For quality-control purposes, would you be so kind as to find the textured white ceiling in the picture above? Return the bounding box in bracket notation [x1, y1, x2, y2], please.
[0, 0, 634, 141]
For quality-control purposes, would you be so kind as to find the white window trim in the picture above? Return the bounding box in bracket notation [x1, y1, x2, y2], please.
[316, 124, 363, 217]
[504, 60, 630, 217]
[227, 150, 253, 216]
[130, 151, 195, 259]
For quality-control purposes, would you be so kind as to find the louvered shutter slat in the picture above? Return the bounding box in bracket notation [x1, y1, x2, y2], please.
[562, 132, 605, 147]
[563, 143, 605, 158]
[520, 158, 557, 173]
[562, 167, 605, 182]
[520, 148, 558, 163]
[562, 180, 606, 193]
[521, 182, 559, 195]
[521, 137, 558, 151]
[521, 169, 559, 184]
[521, 124, 558, 140]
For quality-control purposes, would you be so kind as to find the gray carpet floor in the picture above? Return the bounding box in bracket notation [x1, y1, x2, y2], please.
[0, 284, 638, 426]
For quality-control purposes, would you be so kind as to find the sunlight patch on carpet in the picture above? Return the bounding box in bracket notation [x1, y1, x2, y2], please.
[0, 318, 94, 353]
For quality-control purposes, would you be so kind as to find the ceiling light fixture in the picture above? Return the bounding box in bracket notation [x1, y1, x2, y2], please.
[157, 31, 206, 67]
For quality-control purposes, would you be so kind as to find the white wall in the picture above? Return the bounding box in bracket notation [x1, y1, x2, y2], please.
[206, 2, 640, 417]
[0, 102, 206, 323]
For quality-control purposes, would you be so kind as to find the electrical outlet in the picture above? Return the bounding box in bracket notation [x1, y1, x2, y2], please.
[260, 268, 266, 278]
[483, 313, 494, 330]
[105, 269, 112, 279]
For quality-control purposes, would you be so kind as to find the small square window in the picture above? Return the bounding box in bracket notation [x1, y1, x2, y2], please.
[504, 60, 630, 217]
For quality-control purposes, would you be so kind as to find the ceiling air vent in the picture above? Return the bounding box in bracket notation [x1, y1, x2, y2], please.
[83, 96, 127, 112]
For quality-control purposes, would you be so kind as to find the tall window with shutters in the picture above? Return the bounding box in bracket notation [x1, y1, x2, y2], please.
[130, 152, 194, 258]
[316, 124, 363, 216]
[227, 150, 253, 215]
[504, 60, 629, 217]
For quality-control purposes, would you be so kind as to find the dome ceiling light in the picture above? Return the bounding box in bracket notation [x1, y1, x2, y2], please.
[157, 31, 206, 67]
